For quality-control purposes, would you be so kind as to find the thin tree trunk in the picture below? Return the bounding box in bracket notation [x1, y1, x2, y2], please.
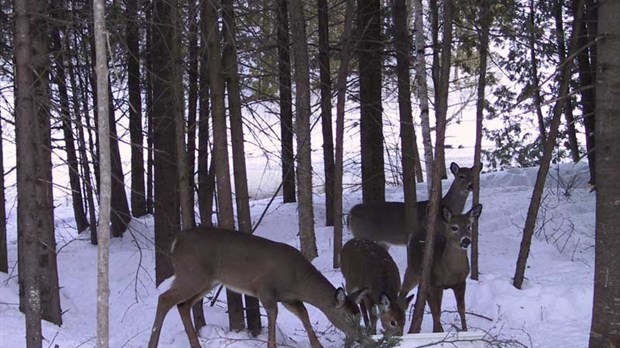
[203, 0, 245, 331]
[576, 0, 596, 185]
[276, 0, 296, 203]
[589, 2, 620, 345]
[358, 0, 385, 204]
[93, 0, 111, 344]
[221, 0, 262, 335]
[187, 0, 199, 223]
[409, 0, 452, 333]
[127, 0, 147, 218]
[414, 0, 434, 192]
[528, 0, 548, 145]
[152, 0, 180, 286]
[289, 0, 318, 260]
[394, 0, 420, 247]
[471, 0, 491, 281]
[317, 0, 335, 226]
[145, 1, 154, 214]
[333, 0, 355, 268]
[513, 0, 583, 290]
[0, 116, 6, 273]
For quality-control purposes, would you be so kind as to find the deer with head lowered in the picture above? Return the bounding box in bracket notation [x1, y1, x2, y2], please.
[148, 227, 367, 348]
[340, 239, 414, 336]
[399, 204, 483, 333]
[347, 162, 480, 248]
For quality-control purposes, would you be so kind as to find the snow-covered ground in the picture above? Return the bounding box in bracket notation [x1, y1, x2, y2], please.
[0, 158, 595, 347]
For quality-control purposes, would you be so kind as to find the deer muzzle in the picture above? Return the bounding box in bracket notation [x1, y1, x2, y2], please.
[460, 237, 471, 249]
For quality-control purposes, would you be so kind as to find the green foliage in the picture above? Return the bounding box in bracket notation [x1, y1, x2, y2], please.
[344, 315, 403, 348]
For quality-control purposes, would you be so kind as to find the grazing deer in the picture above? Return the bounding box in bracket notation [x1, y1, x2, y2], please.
[347, 162, 479, 247]
[399, 204, 483, 333]
[340, 239, 414, 336]
[148, 227, 367, 348]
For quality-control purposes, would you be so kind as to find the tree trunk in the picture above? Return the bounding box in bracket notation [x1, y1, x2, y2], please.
[589, 2, 620, 345]
[317, 0, 335, 226]
[203, 0, 245, 331]
[15, 0, 63, 341]
[333, 0, 355, 268]
[414, 0, 434, 192]
[50, 11, 89, 233]
[93, 0, 111, 344]
[528, 0, 548, 145]
[276, 0, 296, 204]
[145, 1, 154, 214]
[127, 0, 147, 218]
[513, 0, 583, 290]
[221, 0, 262, 335]
[409, 0, 452, 333]
[471, 0, 491, 281]
[0, 116, 6, 273]
[358, 0, 385, 204]
[289, 0, 318, 260]
[393, 0, 420, 247]
[576, 0, 596, 185]
[152, 0, 180, 286]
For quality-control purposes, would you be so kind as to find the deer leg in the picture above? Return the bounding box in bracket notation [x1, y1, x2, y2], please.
[283, 301, 322, 348]
[452, 282, 467, 331]
[359, 298, 370, 330]
[399, 269, 419, 299]
[427, 286, 444, 333]
[364, 297, 378, 335]
[177, 301, 202, 348]
[261, 299, 278, 348]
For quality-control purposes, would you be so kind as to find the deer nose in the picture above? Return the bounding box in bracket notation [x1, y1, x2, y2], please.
[460, 237, 471, 249]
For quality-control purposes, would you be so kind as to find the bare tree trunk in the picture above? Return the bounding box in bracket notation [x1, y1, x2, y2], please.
[409, 0, 452, 333]
[221, 0, 262, 335]
[203, 0, 245, 331]
[276, 0, 296, 203]
[513, 0, 583, 290]
[394, 0, 420, 246]
[186, 0, 199, 222]
[152, 0, 180, 286]
[127, 0, 147, 218]
[317, 0, 335, 226]
[576, 0, 596, 185]
[358, 0, 385, 204]
[289, 0, 318, 260]
[471, 1, 491, 281]
[528, 0, 548, 145]
[15, 0, 63, 343]
[333, 0, 355, 268]
[93, 0, 111, 344]
[414, 0, 434, 192]
[145, 1, 154, 214]
[0, 117, 6, 273]
[589, 2, 620, 345]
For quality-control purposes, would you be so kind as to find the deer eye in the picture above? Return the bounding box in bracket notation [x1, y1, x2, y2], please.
[467, 225, 472, 231]
[451, 225, 459, 232]
[390, 320, 397, 327]
[459, 175, 465, 179]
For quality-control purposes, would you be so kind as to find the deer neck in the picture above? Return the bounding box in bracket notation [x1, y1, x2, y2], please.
[442, 183, 469, 214]
[434, 242, 470, 286]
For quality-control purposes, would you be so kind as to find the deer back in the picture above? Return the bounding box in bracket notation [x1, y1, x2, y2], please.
[340, 239, 410, 334]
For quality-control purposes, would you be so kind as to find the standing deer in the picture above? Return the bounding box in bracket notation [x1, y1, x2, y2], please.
[148, 227, 367, 348]
[347, 162, 479, 247]
[399, 204, 483, 333]
[340, 239, 414, 336]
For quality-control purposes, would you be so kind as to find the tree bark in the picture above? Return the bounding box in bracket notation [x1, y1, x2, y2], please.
[152, 0, 180, 286]
[221, 0, 262, 335]
[276, 0, 296, 204]
[289, 0, 318, 260]
[513, 0, 583, 290]
[358, 0, 385, 204]
[127, 0, 147, 218]
[414, 0, 434, 192]
[203, 0, 245, 331]
[589, 2, 620, 345]
[317, 0, 335, 226]
[186, 0, 199, 223]
[333, 0, 355, 268]
[528, 0, 548, 145]
[409, 0, 452, 333]
[93, 0, 111, 344]
[0, 115, 6, 273]
[471, 0, 491, 281]
[145, 1, 154, 214]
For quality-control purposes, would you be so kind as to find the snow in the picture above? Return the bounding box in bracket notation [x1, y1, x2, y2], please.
[0, 159, 595, 348]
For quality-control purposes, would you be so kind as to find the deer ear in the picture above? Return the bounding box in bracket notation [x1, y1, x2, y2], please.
[441, 206, 453, 222]
[335, 287, 347, 307]
[379, 293, 391, 313]
[469, 204, 483, 219]
[450, 162, 459, 175]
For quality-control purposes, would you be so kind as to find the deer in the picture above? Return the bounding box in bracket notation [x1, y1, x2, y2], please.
[148, 227, 368, 348]
[340, 238, 414, 336]
[347, 162, 480, 248]
[398, 204, 483, 333]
